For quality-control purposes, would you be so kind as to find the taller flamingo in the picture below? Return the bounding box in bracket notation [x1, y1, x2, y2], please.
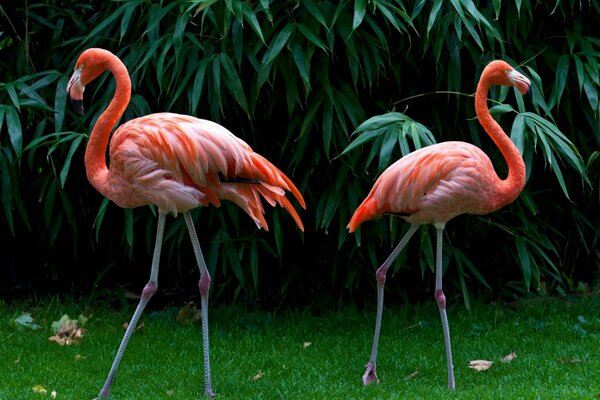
[67, 48, 305, 398]
[348, 60, 530, 389]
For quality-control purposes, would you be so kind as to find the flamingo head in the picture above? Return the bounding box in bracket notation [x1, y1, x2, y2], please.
[67, 48, 115, 114]
[484, 60, 531, 95]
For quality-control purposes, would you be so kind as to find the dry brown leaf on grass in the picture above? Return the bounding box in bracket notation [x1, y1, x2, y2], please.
[468, 359, 493, 371]
[176, 302, 202, 325]
[252, 370, 265, 381]
[122, 320, 145, 332]
[501, 351, 517, 363]
[405, 370, 420, 380]
[49, 315, 86, 346]
[558, 357, 582, 364]
[32, 384, 47, 394]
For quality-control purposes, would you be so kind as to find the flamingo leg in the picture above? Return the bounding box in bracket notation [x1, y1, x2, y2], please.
[363, 224, 420, 385]
[97, 212, 166, 399]
[183, 212, 214, 398]
[434, 225, 455, 389]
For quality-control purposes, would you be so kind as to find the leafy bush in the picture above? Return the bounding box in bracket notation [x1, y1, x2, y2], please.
[0, 0, 597, 307]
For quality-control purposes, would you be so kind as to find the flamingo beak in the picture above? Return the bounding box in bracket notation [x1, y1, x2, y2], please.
[67, 68, 85, 115]
[509, 69, 531, 95]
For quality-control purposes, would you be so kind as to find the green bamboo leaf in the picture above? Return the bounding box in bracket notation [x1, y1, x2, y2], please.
[262, 23, 295, 65]
[427, 0, 444, 34]
[120, 3, 138, 41]
[352, 0, 367, 30]
[272, 209, 283, 259]
[144, 2, 179, 40]
[18, 84, 48, 106]
[211, 56, 222, 112]
[573, 55, 584, 93]
[489, 104, 514, 116]
[94, 198, 110, 242]
[297, 23, 328, 52]
[242, 2, 265, 43]
[552, 55, 569, 108]
[124, 208, 134, 247]
[299, 94, 324, 139]
[303, 0, 328, 30]
[291, 42, 311, 91]
[5, 106, 22, 156]
[190, 59, 209, 113]
[5, 83, 20, 111]
[459, 15, 483, 49]
[219, 53, 249, 114]
[58, 185, 77, 232]
[582, 71, 598, 111]
[173, 12, 189, 47]
[492, 0, 501, 19]
[455, 247, 492, 290]
[378, 131, 398, 170]
[59, 135, 83, 188]
[54, 75, 68, 133]
[340, 129, 381, 157]
[449, 0, 465, 17]
[225, 0, 243, 21]
[84, 6, 124, 42]
[510, 113, 526, 155]
[375, 1, 407, 33]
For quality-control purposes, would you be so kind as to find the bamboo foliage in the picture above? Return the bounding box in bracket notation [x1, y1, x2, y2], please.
[0, 0, 597, 304]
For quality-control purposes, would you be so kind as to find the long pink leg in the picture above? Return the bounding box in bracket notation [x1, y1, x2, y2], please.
[183, 212, 214, 398]
[363, 224, 420, 385]
[434, 225, 455, 389]
[97, 212, 166, 399]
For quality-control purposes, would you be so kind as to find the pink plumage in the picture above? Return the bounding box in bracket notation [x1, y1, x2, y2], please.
[348, 60, 531, 389]
[67, 47, 305, 398]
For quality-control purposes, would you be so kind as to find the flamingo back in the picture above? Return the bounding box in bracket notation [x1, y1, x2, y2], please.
[105, 113, 305, 231]
[348, 141, 502, 231]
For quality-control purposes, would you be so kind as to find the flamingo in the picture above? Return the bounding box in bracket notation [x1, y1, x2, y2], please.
[66, 48, 305, 398]
[348, 60, 530, 389]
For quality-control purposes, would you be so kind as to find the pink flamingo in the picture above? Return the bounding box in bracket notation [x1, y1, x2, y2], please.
[348, 60, 530, 389]
[67, 48, 305, 398]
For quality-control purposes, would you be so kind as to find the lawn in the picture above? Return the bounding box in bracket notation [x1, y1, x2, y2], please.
[1, 295, 598, 399]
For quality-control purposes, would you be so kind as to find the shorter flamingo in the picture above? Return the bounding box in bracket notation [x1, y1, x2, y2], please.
[67, 48, 305, 398]
[348, 60, 531, 389]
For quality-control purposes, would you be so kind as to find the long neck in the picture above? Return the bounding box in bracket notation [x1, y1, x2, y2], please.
[475, 76, 526, 208]
[84, 55, 131, 197]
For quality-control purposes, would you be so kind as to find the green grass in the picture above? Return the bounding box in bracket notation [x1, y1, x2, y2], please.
[1, 296, 599, 400]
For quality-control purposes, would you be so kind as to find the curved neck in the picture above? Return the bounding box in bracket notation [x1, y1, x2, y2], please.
[475, 77, 526, 208]
[84, 55, 131, 197]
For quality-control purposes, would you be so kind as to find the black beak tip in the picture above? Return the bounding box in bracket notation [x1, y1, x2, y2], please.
[70, 98, 85, 115]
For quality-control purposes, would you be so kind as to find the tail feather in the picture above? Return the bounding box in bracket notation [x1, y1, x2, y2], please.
[347, 196, 380, 232]
[249, 153, 306, 210]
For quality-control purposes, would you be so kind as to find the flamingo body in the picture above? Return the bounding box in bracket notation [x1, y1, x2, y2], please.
[67, 48, 304, 399]
[104, 112, 304, 230]
[349, 60, 531, 389]
[348, 140, 522, 229]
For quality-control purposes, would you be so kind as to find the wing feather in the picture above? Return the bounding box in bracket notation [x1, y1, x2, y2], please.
[348, 141, 496, 231]
[108, 113, 304, 230]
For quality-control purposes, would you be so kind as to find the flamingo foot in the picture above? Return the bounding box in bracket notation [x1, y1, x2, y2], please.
[204, 387, 215, 398]
[362, 361, 380, 385]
